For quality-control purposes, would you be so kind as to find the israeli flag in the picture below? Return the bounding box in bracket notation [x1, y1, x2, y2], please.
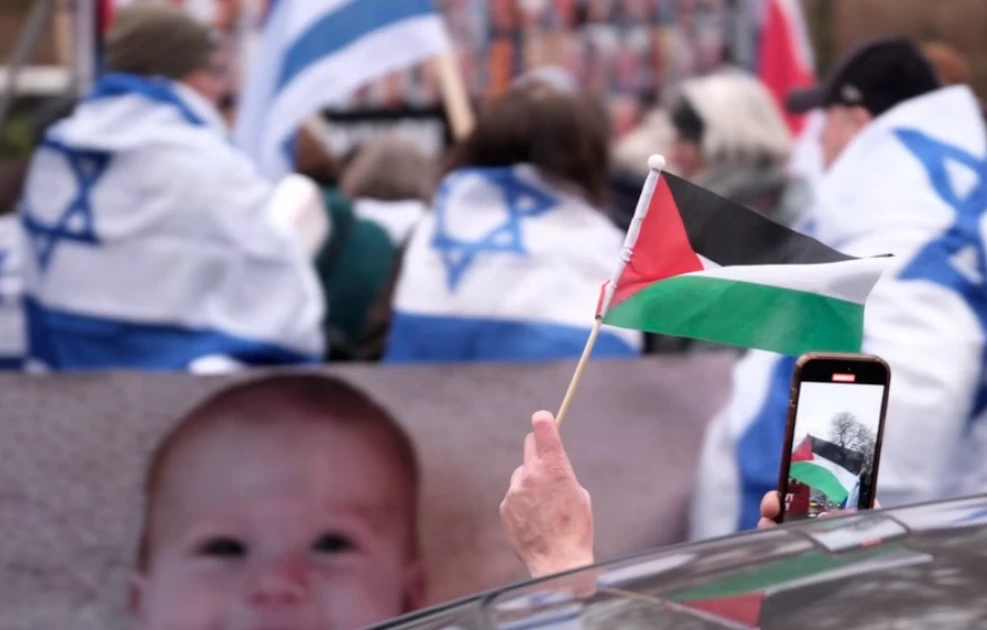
[690, 86, 987, 540]
[20, 73, 325, 372]
[235, 0, 452, 181]
[385, 165, 642, 362]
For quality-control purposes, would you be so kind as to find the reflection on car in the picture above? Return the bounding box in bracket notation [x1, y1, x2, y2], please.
[366, 495, 987, 630]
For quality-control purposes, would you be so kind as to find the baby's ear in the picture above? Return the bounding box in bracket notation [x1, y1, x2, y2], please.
[403, 561, 427, 613]
[129, 573, 149, 627]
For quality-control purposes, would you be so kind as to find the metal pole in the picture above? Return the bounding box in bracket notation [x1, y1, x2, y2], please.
[72, 0, 98, 98]
[0, 0, 58, 137]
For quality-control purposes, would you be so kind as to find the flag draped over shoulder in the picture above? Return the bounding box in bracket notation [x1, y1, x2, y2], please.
[20, 73, 324, 371]
[597, 166, 890, 357]
[386, 165, 641, 362]
[234, 0, 452, 180]
[692, 86, 987, 541]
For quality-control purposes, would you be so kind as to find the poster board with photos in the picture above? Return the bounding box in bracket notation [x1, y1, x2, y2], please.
[108, 0, 742, 138]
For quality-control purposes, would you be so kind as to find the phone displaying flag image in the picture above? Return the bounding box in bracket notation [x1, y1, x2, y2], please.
[784, 379, 886, 522]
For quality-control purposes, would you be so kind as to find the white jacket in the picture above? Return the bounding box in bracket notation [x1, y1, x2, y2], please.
[20, 73, 325, 371]
[691, 86, 987, 539]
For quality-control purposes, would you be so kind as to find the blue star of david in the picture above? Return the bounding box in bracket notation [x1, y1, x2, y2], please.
[894, 128, 987, 421]
[22, 140, 109, 272]
[432, 169, 558, 290]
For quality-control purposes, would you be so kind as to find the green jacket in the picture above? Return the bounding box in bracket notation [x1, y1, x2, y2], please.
[314, 189, 398, 360]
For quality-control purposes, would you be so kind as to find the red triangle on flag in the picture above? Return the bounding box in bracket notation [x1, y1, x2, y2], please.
[791, 435, 814, 462]
[678, 591, 764, 628]
[610, 176, 704, 306]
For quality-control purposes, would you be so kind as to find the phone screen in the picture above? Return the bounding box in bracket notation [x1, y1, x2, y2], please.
[781, 359, 889, 523]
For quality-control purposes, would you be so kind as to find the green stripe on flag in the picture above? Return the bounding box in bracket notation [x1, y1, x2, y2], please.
[790, 461, 852, 504]
[668, 546, 901, 602]
[603, 274, 864, 356]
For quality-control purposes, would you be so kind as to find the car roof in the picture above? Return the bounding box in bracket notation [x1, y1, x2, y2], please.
[367, 494, 987, 630]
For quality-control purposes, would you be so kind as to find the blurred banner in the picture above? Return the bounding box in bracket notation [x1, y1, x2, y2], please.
[321, 105, 453, 158]
[100, 0, 750, 137]
[0, 354, 732, 630]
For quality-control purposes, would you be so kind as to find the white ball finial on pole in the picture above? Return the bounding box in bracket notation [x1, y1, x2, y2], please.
[647, 154, 666, 172]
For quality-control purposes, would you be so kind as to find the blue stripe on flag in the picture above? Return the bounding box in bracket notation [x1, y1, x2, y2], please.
[25, 298, 319, 371]
[0, 357, 23, 371]
[278, 0, 439, 90]
[87, 73, 207, 127]
[383, 312, 639, 363]
[736, 354, 796, 530]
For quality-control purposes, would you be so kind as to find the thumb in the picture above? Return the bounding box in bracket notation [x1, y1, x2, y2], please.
[531, 411, 566, 461]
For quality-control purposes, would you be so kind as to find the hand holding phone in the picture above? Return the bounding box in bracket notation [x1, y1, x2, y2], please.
[775, 353, 891, 524]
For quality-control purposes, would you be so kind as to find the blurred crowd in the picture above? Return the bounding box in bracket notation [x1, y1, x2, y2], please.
[2, 3, 987, 540]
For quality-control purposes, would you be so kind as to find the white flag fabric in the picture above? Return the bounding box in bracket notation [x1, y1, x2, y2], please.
[353, 198, 428, 245]
[234, 0, 452, 181]
[20, 73, 325, 371]
[691, 86, 987, 539]
[385, 165, 642, 362]
[0, 215, 25, 369]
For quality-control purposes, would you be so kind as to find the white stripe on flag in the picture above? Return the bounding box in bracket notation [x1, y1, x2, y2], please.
[234, 0, 452, 181]
[809, 453, 859, 493]
[285, 0, 352, 40]
[687, 257, 889, 305]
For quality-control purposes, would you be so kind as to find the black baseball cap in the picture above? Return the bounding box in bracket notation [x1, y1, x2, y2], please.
[787, 37, 942, 117]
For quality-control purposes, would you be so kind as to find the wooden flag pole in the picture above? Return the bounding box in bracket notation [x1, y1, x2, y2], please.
[556, 316, 603, 427]
[434, 50, 475, 141]
[555, 155, 667, 428]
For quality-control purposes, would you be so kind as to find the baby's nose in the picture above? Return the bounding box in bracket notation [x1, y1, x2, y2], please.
[247, 557, 311, 606]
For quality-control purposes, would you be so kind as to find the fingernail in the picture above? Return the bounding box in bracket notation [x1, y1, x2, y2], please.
[532, 410, 554, 423]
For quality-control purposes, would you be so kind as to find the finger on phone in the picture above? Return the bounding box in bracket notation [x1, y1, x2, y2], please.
[760, 491, 781, 520]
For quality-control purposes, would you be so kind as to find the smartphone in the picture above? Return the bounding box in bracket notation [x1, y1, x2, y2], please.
[775, 353, 891, 524]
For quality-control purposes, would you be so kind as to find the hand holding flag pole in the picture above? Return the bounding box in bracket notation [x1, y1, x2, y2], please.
[556, 155, 667, 426]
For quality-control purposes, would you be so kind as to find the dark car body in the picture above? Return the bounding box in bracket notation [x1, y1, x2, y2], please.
[367, 494, 987, 629]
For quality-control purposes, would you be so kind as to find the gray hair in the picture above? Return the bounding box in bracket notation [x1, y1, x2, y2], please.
[677, 69, 792, 166]
[339, 134, 435, 203]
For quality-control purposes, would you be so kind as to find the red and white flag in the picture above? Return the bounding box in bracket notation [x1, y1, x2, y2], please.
[759, 0, 815, 136]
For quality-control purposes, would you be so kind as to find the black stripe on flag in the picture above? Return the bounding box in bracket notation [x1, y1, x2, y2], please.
[664, 173, 854, 266]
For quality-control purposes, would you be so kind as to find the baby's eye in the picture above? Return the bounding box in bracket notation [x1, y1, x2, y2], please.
[196, 536, 247, 558]
[312, 532, 355, 554]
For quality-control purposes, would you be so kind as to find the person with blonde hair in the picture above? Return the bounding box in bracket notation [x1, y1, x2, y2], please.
[668, 69, 808, 227]
[609, 108, 675, 232]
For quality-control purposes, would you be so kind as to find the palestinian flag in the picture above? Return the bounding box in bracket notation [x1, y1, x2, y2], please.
[789, 435, 859, 504]
[666, 544, 915, 629]
[597, 160, 890, 356]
